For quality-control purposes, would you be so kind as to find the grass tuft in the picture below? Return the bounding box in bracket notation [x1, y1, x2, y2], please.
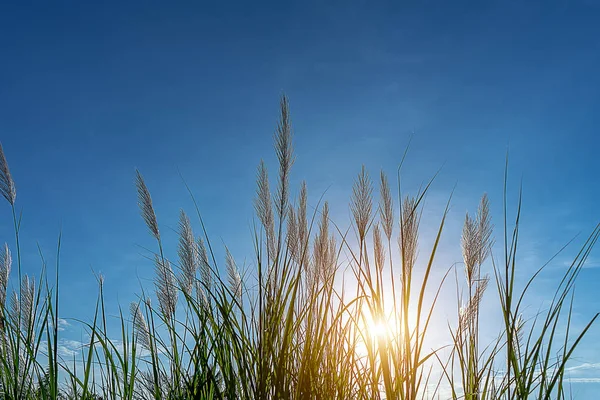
[0, 97, 596, 399]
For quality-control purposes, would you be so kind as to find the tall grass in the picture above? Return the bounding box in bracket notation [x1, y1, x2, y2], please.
[0, 95, 597, 399]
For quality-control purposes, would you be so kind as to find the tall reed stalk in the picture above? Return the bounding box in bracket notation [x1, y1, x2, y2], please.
[0, 96, 596, 399]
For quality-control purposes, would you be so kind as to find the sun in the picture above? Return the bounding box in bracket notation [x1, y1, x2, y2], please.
[363, 308, 401, 342]
[351, 311, 400, 359]
[368, 319, 389, 339]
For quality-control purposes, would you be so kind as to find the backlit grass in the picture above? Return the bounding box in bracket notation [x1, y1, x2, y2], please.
[0, 96, 597, 399]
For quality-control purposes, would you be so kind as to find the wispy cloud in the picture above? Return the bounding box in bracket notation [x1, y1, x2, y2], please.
[58, 318, 70, 331]
[566, 378, 600, 383]
[57, 339, 84, 357]
[567, 362, 600, 372]
[53, 336, 161, 360]
[560, 255, 600, 269]
[582, 257, 600, 268]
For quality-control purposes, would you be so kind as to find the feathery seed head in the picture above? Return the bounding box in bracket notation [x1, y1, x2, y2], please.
[195, 280, 210, 310]
[462, 213, 479, 285]
[314, 202, 336, 284]
[177, 210, 197, 296]
[512, 313, 525, 351]
[154, 256, 178, 320]
[379, 171, 394, 240]
[274, 95, 295, 220]
[297, 181, 308, 259]
[21, 275, 35, 334]
[225, 248, 242, 303]
[0, 243, 11, 307]
[399, 195, 420, 278]
[254, 160, 276, 259]
[476, 194, 494, 266]
[458, 275, 489, 332]
[287, 205, 299, 262]
[462, 194, 494, 286]
[130, 302, 151, 350]
[351, 166, 373, 241]
[327, 235, 337, 282]
[9, 291, 19, 327]
[135, 170, 160, 241]
[0, 143, 16, 206]
[373, 224, 385, 272]
[197, 237, 211, 293]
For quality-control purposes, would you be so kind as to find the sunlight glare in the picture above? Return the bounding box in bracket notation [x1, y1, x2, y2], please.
[368, 319, 389, 339]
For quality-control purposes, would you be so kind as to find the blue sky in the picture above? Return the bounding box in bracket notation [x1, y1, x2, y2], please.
[1, 0, 600, 396]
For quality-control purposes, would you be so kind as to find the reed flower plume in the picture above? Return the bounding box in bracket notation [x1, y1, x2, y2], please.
[462, 194, 494, 286]
[225, 247, 241, 303]
[197, 237, 211, 293]
[462, 214, 479, 285]
[287, 205, 299, 261]
[399, 195, 419, 278]
[140, 370, 169, 399]
[21, 275, 35, 334]
[130, 302, 151, 350]
[287, 182, 310, 265]
[195, 280, 210, 310]
[373, 224, 385, 272]
[458, 275, 489, 332]
[274, 95, 295, 220]
[351, 166, 373, 241]
[313, 202, 336, 285]
[9, 291, 20, 327]
[136, 170, 160, 241]
[255, 160, 276, 259]
[155, 256, 178, 320]
[297, 181, 308, 260]
[327, 236, 337, 285]
[0, 243, 11, 308]
[0, 143, 16, 206]
[379, 171, 394, 240]
[476, 194, 493, 266]
[511, 313, 526, 356]
[177, 210, 197, 297]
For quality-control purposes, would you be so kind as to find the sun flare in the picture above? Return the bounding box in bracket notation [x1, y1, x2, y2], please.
[361, 308, 401, 343]
[368, 320, 389, 339]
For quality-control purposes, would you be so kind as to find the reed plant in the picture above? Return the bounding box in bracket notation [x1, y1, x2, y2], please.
[0, 96, 596, 399]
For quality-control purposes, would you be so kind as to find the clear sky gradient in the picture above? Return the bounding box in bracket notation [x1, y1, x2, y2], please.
[1, 1, 600, 396]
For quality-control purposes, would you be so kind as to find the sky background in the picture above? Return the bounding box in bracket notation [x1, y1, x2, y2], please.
[1, 0, 600, 396]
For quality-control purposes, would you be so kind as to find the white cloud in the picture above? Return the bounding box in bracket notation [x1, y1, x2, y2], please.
[566, 378, 600, 383]
[567, 363, 600, 372]
[57, 339, 84, 357]
[58, 318, 70, 331]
